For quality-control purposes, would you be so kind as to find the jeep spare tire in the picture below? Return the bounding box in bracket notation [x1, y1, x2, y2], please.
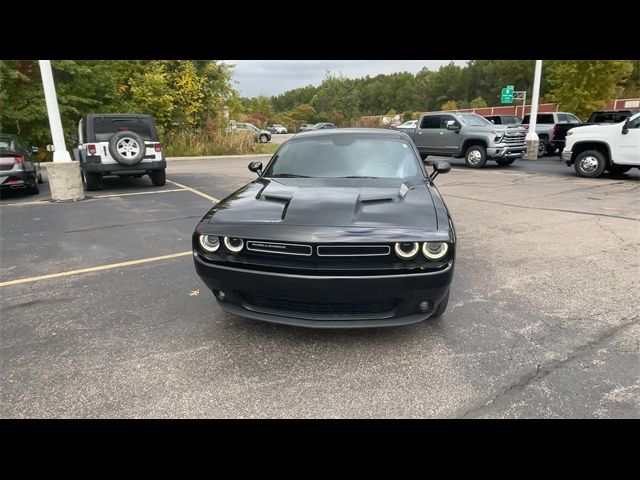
[108, 131, 146, 165]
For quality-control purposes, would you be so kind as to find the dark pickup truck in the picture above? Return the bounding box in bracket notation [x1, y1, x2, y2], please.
[585, 109, 639, 124]
[521, 112, 582, 156]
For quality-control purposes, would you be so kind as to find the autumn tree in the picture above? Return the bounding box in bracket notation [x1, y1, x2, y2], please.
[547, 60, 634, 119]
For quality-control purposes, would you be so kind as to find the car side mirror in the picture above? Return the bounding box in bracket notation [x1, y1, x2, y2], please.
[446, 121, 459, 131]
[429, 161, 451, 181]
[248, 160, 263, 175]
[622, 120, 629, 135]
[31, 146, 40, 153]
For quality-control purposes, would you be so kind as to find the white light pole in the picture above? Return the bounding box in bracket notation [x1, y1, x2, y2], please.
[523, 60, 543, 160]
[39, 60, 84, 201]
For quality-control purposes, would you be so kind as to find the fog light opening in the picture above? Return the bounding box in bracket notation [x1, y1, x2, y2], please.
[418, 301, 431, 312]
[215, 290, 227, 302]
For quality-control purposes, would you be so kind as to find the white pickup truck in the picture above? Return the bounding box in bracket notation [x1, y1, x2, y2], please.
[562, 113, 640, 177]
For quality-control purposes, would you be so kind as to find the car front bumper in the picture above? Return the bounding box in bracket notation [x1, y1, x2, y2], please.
[562, 149, 573, 163]
[487, 145, 526, 159]
[194, 253, 454, 328]
[82, 159, 166, 174]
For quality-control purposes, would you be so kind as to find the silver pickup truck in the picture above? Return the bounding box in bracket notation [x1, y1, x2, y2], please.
[403, 111, 527, 168]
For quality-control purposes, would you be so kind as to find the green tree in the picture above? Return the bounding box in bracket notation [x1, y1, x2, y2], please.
[470, 96, 487, 108]
[441, 100, 458, 111]
[547, 60, 634, 119]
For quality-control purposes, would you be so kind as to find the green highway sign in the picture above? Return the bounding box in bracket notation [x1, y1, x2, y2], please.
[501, 85, 514, 104]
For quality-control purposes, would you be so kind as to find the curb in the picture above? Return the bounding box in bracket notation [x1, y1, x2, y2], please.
[166, 154, 273, 161]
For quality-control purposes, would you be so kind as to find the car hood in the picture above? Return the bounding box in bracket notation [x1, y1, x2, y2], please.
[205, 177, 439, 235]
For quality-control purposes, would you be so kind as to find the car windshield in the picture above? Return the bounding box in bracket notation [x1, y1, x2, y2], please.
[313, 123, 324, 128]
[457, 113, 492, 126]
[263, 136, 421, 179]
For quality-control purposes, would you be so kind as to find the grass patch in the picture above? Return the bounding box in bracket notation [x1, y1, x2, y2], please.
[163, 129, 277, 157]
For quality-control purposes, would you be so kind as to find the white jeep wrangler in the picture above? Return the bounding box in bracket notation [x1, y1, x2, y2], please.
[72, 114, 166, 190]
[563, 113, 640, 178]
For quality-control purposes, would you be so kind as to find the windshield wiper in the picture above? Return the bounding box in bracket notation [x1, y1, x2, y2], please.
[270, 173, 310, 178]
[340, 176, 381, 179]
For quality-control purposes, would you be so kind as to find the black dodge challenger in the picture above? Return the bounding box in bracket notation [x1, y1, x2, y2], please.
[193, 128, 456, 328]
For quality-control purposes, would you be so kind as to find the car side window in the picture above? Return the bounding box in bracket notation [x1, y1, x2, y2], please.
[567, 114, 581, 123]
[557, 114, 569, 123]
[440, 115, 456, 128]
[628, 117, 640, 129]
[420, 116, 441, 129]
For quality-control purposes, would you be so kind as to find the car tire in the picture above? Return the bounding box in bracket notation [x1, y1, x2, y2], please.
[26, 176, 39, 195]
[37, 170, 44, 184]
[545, 144, 558, 155]
[149, 169, 166, 187]
[574, 150, 607, 178]
[259, 134, 268, 143]
[606, 164, 632, 175]
[538, 137, 548, 157]
[84, 171, 102, 191]
[495, 158, 515, 166]
[431, 290, 450, 318]
[464, 145, 487, 168]
[108, 131, 146, 166]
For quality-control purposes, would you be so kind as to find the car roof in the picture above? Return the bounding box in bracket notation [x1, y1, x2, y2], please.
[293, 128, 409, 140]
[85, 113, 154, 120]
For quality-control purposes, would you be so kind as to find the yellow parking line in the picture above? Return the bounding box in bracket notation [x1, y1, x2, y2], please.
[0, 188, 188, 207]
[166, 180, 219, 203]
[0, 251, 192, 288]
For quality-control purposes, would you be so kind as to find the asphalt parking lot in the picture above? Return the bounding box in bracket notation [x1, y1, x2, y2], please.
[1, 155, 638, 418]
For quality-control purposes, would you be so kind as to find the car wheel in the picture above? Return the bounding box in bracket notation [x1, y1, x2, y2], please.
[464, 145, 487, 168]
[259, 134, 268, 143]
[606, 164, 632, 175]
[538, 137, 548, 157]
[545, 144, 558, 155]
[108, 130, 146, 166]
[37, 170, 44, 184]
[574, 150, 606, 178]
[26, 176, 39, 195]
[495, 158, 515, 166]
[149, 169, 166, 187]
[84, 171, 102, 191]
[431, 290, 449, 318]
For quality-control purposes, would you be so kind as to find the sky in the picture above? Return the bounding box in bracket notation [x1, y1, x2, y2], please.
[223, 60, 467, 98]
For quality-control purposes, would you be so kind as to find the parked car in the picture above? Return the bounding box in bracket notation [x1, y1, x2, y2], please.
[484, 115, 522, 125]
[562, 112, 639, 178]
[0, 134, 43, 195]
[396, 120, 418, 131]
[298, 124, 314, 132]
[268, 124, 288, 134]
[71, 114, 166, 191]
[585, 109, 640, 124]
[310, 122, 337, 130]
[192, 128, 455, 328]
[388, 121, 402, 129]
[403, 111, 526, 168]
[521, 112, 582, 156]
[229, 122, 272, 143]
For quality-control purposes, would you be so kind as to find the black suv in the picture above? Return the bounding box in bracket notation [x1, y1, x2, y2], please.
[72, 114, 166, 191]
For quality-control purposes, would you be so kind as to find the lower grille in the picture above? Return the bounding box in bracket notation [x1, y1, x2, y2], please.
[239, 293, 399, 320]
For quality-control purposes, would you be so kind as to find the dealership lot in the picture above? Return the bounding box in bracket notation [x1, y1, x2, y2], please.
[1, 156, 638, 418]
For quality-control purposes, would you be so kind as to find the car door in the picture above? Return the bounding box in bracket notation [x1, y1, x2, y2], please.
[615, 115, 640, 165]
[438, 114, 462, 154]
[414, 115, 441, 153]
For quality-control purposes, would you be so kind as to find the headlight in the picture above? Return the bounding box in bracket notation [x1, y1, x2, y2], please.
[422, 242, 449, 260]
[199, 235, 220, 252]
[394, 242, 420, 259]
[492, 130, 505, 142]
[224, 236, 244, 253]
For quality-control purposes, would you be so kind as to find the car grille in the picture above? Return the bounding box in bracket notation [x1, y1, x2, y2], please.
[240, 293, 399, 319]
[505, 132, 526, 146]
[317, 245, 390, 256]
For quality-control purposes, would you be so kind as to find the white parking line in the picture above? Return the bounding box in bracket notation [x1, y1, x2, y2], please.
[0, 251, 192, 288]
[0, 188, 188, 207]
[166, 180, 219, 203]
